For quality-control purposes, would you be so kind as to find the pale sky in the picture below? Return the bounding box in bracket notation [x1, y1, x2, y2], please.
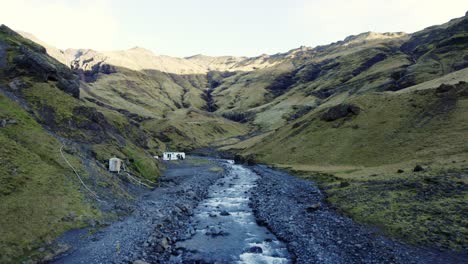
[1, 0, 466, 57]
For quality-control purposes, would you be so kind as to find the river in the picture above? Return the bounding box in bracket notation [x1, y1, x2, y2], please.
[172, 161, 290, 263]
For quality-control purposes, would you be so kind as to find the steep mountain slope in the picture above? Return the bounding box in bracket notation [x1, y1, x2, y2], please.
[18, 31, 70, 66]
[210, 32, 410, 126]
[66, 47, 207, 74]
[223, 13, 468, 164]
[211, 15, 468, 130]
[228, 78, 468, 249]
[220, 14, 468, 250]
[0, 25, 165, 262]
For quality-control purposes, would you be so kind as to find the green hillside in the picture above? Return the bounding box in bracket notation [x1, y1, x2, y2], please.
[0, 24, 250, 262]
[211, 15, 468, 130]
[0, 25, 163, 262]
[1, 11, 467, 261]
[218, 14, 468, 250]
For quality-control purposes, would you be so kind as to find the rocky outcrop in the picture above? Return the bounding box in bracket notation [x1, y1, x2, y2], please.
[71, 59, 116, 82]
[0, 25, 80, 98]
[320, 103, 361, 122]
[14, 46, 80, 97]
[435, 81, 468, 97]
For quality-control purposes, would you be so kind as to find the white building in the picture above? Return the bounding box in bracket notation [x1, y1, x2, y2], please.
[163, 152, 185, 161]
[109, 157, 122, 173]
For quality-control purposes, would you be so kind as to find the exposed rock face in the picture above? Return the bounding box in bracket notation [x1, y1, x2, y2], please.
[13, 47, 80, 97]
[71, 59, 116, 82]
[320, 104, 361, 122]
[435, 81, 468, 97]
[18, 31, 69, 66]
[341, 32, 408, 47]
[0, 25, 80, 98]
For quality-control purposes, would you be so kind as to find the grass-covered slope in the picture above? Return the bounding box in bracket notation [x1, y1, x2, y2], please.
[78, 69, 249, 151]
[218, 14, 468, 251]
[212, 14, 468, 130]
[0, 93, 102, 262]
[238, 81, 468, 166]
[0, 25, 162, 262]
[80, 67, 208, 118]
[142, 108, 249, 152]
[226, 77, 468, 251]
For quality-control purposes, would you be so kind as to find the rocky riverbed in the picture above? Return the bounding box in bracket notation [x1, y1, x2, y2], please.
[170, 163, 290, 263]
[52, 157, 226, 263]
[250, 165, 466, 264]
[51, 157, 466, 264]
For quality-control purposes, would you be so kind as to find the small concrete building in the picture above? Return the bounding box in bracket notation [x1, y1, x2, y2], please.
[109, 157, 122, 173]
[163, 152, 185, 161]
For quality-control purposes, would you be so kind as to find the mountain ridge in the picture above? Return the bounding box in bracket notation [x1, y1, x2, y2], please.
[19, 29, 414, 74]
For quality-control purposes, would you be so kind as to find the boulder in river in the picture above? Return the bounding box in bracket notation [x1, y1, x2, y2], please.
[205, 226, 229, 237]
[247, 246, 263, 254]
[208, 212, 217, 217]
[220, 210, 230, 216]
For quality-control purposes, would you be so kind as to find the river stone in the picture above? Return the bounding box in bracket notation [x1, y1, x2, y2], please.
[306, 203, 321, 212]
[247, 246, 263, 254]
[205, 226, 228, 237]
[220, 210, 230, 216]
[208, 212, 217, 217]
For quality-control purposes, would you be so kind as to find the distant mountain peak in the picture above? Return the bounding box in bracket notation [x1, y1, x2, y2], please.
[127, 46, 155, 54]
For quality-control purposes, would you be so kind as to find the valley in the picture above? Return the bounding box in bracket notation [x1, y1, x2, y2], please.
[48, 157, 466, 263]
[0, 10, 467, 263]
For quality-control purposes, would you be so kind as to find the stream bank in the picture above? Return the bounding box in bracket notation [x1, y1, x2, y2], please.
[250, 165, 467, 264]
[52, 157, 226, 263]
[51, 157, 466, 263]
